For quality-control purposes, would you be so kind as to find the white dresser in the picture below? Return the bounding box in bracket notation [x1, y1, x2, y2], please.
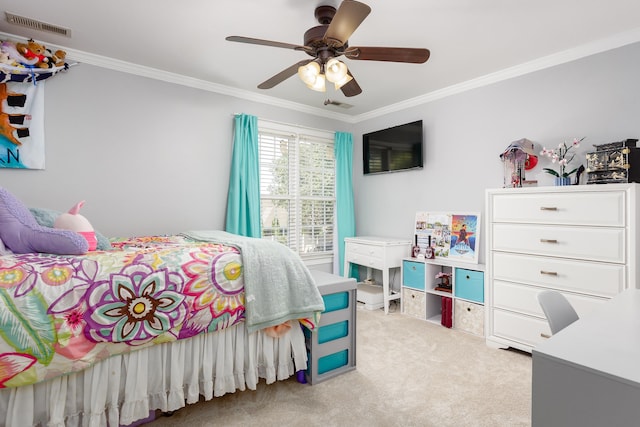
[485, 183, 639, 353]
[343, 236, 411, 314]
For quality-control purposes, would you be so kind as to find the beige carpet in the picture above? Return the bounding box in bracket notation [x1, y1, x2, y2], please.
[148, 303, 532, 427]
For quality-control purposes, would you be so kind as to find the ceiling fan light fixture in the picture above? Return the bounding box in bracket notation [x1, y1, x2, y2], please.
[333, 73, 353, 90]
[325, 58, 348, 83]
[298, 61, 321, 86]
[307, 74, 326, 92]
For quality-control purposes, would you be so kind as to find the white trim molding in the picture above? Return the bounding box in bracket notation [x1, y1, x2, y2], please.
[3, 27, 640, 124]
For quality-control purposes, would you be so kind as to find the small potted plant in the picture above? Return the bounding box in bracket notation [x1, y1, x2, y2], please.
[540, 137, 585, 185]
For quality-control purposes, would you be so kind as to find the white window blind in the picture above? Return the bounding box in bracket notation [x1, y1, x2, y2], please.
[258, 123, 335, 258]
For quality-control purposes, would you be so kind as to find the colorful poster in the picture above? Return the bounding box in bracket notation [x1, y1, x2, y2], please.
[413, 212, 452, 258]
[449, 214, 480, 262]
[413, 211, 480, 263]
[0, 81, 45, 169]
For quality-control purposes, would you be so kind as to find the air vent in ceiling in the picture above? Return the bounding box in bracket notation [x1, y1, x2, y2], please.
[5, 11, 71, 37]
[323, 99, 353, 109]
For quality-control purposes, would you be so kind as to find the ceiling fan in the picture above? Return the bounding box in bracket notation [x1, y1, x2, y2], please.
[225, 0, 430, 97]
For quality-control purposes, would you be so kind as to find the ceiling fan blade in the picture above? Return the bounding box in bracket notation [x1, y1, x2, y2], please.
[345, 47, 431, 63]
[324, 0, 371, 47]
[340, 71, 362, 97]
[226, 36, 310, 52]
[258, 60, 312, 89]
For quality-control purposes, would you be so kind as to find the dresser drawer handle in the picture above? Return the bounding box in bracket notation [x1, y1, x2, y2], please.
[540, 207, 558, 211]
[540, 332, 551, 339]
[540, 239, 558, 244]
[540, 270, 558, 276]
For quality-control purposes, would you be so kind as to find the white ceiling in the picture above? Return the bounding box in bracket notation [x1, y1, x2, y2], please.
[2, 0, 640, 120]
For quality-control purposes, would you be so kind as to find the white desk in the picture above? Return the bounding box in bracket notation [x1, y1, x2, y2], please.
[343, 236, 411, 314]
[532, 288, 640, 427]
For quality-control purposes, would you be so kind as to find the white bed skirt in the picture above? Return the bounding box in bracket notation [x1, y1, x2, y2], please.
[0, 321, 308, 427]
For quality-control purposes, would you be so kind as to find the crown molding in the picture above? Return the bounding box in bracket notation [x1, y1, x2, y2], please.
[354, 27, 640, 122]
[0, 31, 355, 123]
[62, 49, 357, 123]
[3, 28, 640, 125]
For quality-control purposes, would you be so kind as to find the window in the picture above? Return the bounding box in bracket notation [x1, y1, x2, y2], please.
[258, 121, 335, 259]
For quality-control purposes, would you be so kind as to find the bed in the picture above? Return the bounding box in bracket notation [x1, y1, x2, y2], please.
[0, 227, 325, 427]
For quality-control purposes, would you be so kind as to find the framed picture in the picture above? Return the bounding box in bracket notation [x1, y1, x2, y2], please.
[448, 213, 480, 263]
[413, 211, 450, 258]
[413, 211, 480, 264]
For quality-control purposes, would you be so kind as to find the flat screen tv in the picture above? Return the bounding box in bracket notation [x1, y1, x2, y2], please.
[363, 120, 423, 175]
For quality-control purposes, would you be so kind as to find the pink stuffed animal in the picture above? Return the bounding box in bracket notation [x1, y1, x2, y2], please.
[54, 201, 97, 251]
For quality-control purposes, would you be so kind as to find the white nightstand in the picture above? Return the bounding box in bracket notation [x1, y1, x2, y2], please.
[343, 236, 411, 314]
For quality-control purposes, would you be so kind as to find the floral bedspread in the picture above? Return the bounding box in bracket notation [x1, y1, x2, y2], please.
[0, 235, 315, 388]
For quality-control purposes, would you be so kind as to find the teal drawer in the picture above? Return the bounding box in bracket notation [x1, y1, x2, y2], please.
[454, 268, 484, 303]
[318, 349, 349, 375]
[303, 320, 349, 343]
[403, 260, 425, 290]
[323, 291, 349, 313]
[318, 320, 349, 344]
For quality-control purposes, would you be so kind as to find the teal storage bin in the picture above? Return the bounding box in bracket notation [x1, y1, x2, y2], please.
[454, 268, 484, 303]
[323, 291, 349, 313]
[403, 260, 425, 290]
[318, 320, 349, 344]
[318, 349, 349, 375]
[303, 320, 349, 344]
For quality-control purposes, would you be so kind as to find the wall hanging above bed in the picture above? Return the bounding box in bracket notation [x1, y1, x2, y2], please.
[0, 38, 72, 170]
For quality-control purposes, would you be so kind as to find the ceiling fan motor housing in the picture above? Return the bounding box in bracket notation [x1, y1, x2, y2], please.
[314, 5, 336, 24]
[304, 25, 345, 61]
[305, 5, 346, 54]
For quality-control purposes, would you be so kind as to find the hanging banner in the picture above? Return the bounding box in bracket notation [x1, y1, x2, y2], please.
[0, 80, 45, 169]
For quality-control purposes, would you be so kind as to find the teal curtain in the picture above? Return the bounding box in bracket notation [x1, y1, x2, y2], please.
[334, 132, 357, 278]
[225, 114, 261, 237]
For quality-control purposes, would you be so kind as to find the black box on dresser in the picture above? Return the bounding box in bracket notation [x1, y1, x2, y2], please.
[586, 138, 640, 184]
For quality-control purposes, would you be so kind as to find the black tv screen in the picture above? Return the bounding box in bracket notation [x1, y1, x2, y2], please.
[363, 120, 423, 175]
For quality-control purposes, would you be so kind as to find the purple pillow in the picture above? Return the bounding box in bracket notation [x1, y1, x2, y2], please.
[0, 187, 88, 255]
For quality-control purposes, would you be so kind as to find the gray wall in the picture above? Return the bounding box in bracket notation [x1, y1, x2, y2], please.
[2, 41, 639, 270]
[0, 64, 345, 237]
[351, 42, 640, 265]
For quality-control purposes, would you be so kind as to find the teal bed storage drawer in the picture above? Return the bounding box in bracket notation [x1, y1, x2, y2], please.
[454, 268, 484, 303]
[318, 349, 349, 374]
[303, 320, 349, 344]
[318, 320, 349, 344]
[323, 291, 349, 313]
[403, 260, 425, 290]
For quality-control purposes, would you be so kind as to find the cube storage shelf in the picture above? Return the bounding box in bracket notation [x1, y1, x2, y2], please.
[401, 258, 485, 336]
[304, 270, 357, 384]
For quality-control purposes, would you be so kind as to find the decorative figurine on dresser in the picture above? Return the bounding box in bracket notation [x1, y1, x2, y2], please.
[500, 138, 538, 188]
